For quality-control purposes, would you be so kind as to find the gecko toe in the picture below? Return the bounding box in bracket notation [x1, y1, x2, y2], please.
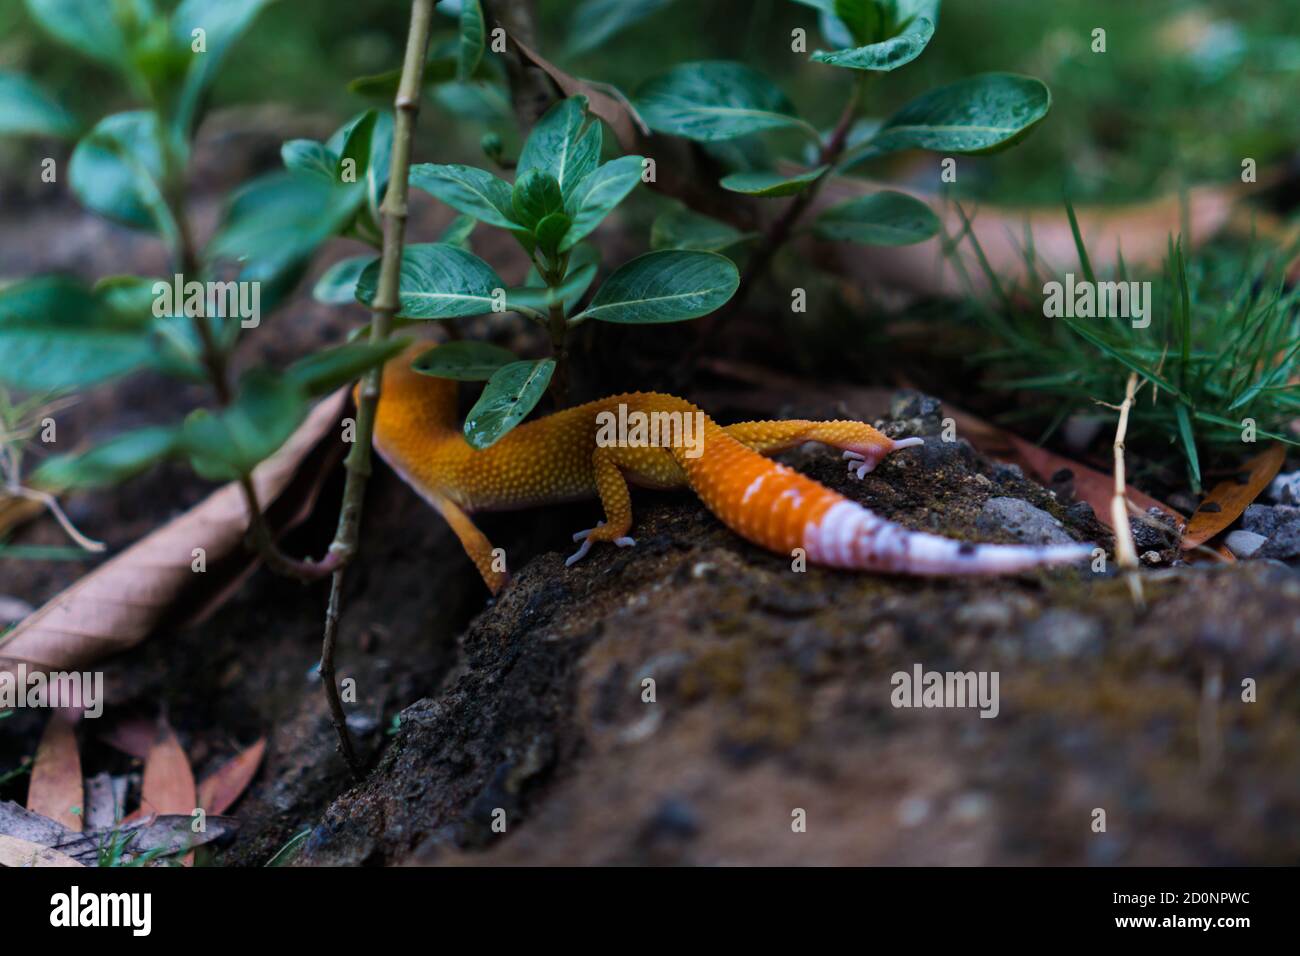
[614, 536, 636, 548]
[566, 536, 595, 566]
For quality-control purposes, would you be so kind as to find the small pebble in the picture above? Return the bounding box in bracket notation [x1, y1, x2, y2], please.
[1225, 530, 1267, 559]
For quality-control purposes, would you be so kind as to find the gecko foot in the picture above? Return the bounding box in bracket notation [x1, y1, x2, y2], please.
[567, 521, 636, 566]
[843, 450, 873, 480]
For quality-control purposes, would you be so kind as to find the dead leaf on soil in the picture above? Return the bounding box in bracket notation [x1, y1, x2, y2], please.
[98, 716, 155, 761]
[0, 833, 84, 867]
[1181, 444, 1287, 550]
[0, 391, 346, 672]
[83, 772, 128, 830]
[26, 710, 83, 831]
[128, 720, 196, 823]
[197, 738, 266, 815]
[0, 800, 237, 866]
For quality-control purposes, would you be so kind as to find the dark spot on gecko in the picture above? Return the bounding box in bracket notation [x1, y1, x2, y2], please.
[958, 542, 978, 556]
[1234, 472, 1252, 485]
[1200, 501, 1222, 513]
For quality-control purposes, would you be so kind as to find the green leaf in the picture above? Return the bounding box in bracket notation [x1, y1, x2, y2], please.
[439, 214, 478, 246]
[512, 169, 566, 230]
[69, 111, 172, 235]
[720, 165, 828, 197]
[432, 81, 511, 123]
[463, 359, 555, 449]
[1174, 403, 1202, 493]
[24, 0, 152, 71]
[313, 256, 376, 304]
[181, 369, 307, 481]
[573, 250, 739, 324]
[355, 243, 504, 319]
[650, 207, 759, 253]
[0, 71, 79, 138]
[636, 61, 813, 143]
[852, 73, 1051, 159]
[510, 260, 600, 313]
[412, 340, 518, 381]
[534, 213, 573, 257]
[812, 4, 936, 72]
[33, 425, 180, 491]
[813, 190, 939, 245]
[207, 171, 363, 267]
[517, 96, 601, 196]
[329, 109, 394, 219]
[457, 0, 485, 81]
[170, 0, 273, 136]
[286, 340, 409, 396]
[281, 139, 338, 181]
[565, 0, 674, 56]
[410, 164, 520, 229]
[0, 278, 157, 390]
[560, 155, 645, 251]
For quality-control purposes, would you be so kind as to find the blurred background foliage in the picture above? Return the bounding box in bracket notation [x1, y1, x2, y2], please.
[3, 0, 1298, 204]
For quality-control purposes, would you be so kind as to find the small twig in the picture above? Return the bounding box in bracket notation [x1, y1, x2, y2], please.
[1110, 372, 1145, 607]
[318, 0, 438, 779]
[12, 486, 105, 552]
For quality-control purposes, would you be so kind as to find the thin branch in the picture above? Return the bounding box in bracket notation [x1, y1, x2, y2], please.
[1110, 372, 1145, 607]
[318, 0, 438, 778]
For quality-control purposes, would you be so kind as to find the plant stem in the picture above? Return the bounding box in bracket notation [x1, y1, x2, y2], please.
[318, 0, 437, 778]
[696, 75, 868, 352]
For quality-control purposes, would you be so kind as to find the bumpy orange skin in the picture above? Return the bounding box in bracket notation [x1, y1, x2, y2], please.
[366, 346, 1089, 592]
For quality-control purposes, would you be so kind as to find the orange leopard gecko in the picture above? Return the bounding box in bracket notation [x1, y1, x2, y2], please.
[367, 345, 1091, 594]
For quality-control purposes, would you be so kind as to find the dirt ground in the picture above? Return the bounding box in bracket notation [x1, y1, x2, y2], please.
[3, 117, 1300, 867]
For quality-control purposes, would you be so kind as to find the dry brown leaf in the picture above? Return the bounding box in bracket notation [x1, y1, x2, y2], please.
[945, 408, 1185, 532]
[197, 738, 266, 816]
[1181, 445, 1287, 550]
[509, 33, 639, 151]
[83, 772, 128, 830]
[135, 720, 196, 821]
[26, 710, 83, 831]
[0, 391, 345, 671]
[0, 833, 84, 867]
[808, 175, 1238, 298]
[0, 495, 44, 542]
[98, 717, 155, 761]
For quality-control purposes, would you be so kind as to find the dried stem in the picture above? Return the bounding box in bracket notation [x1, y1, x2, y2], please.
[318, 0, 438, 777]
[1109, 372, 1145, 607]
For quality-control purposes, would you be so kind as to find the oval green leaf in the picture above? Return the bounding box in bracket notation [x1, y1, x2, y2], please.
[636, 61, 812, 143]
[69, 111, 170, 233]
[286, 340, 409, 396]
[560, 155, 645, 251]
[518, 96, 601, 196]
[313, 255, 376, 304]
[573, 250, 739, 324]
[413, 340, 518, 381]
[720, 165, 828, 197]
[356, 243, 504, 319]
[410, 163, 519, 229]
[650, 207, 759, 253]
[0, 71, 78, 138]
[33, 425, 181, 491]
[858, 72, 1051, 158]
[464, 359, 556, 449]
[813, 190, 940, 245]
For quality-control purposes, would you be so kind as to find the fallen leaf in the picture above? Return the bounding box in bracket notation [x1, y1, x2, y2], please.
[0, 391, 346, 672]
[26, 711, 83, 831]
[0, 496, 44, 543]
[1181, 445, 1287, 550]
[0, 833, 84, 867]
[132, 720, 196, 821]
[197, 738, 266, 815]
[83, 772, 128, 830]
[0, 801, 238, 866]
[98, 717, 155, 761]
